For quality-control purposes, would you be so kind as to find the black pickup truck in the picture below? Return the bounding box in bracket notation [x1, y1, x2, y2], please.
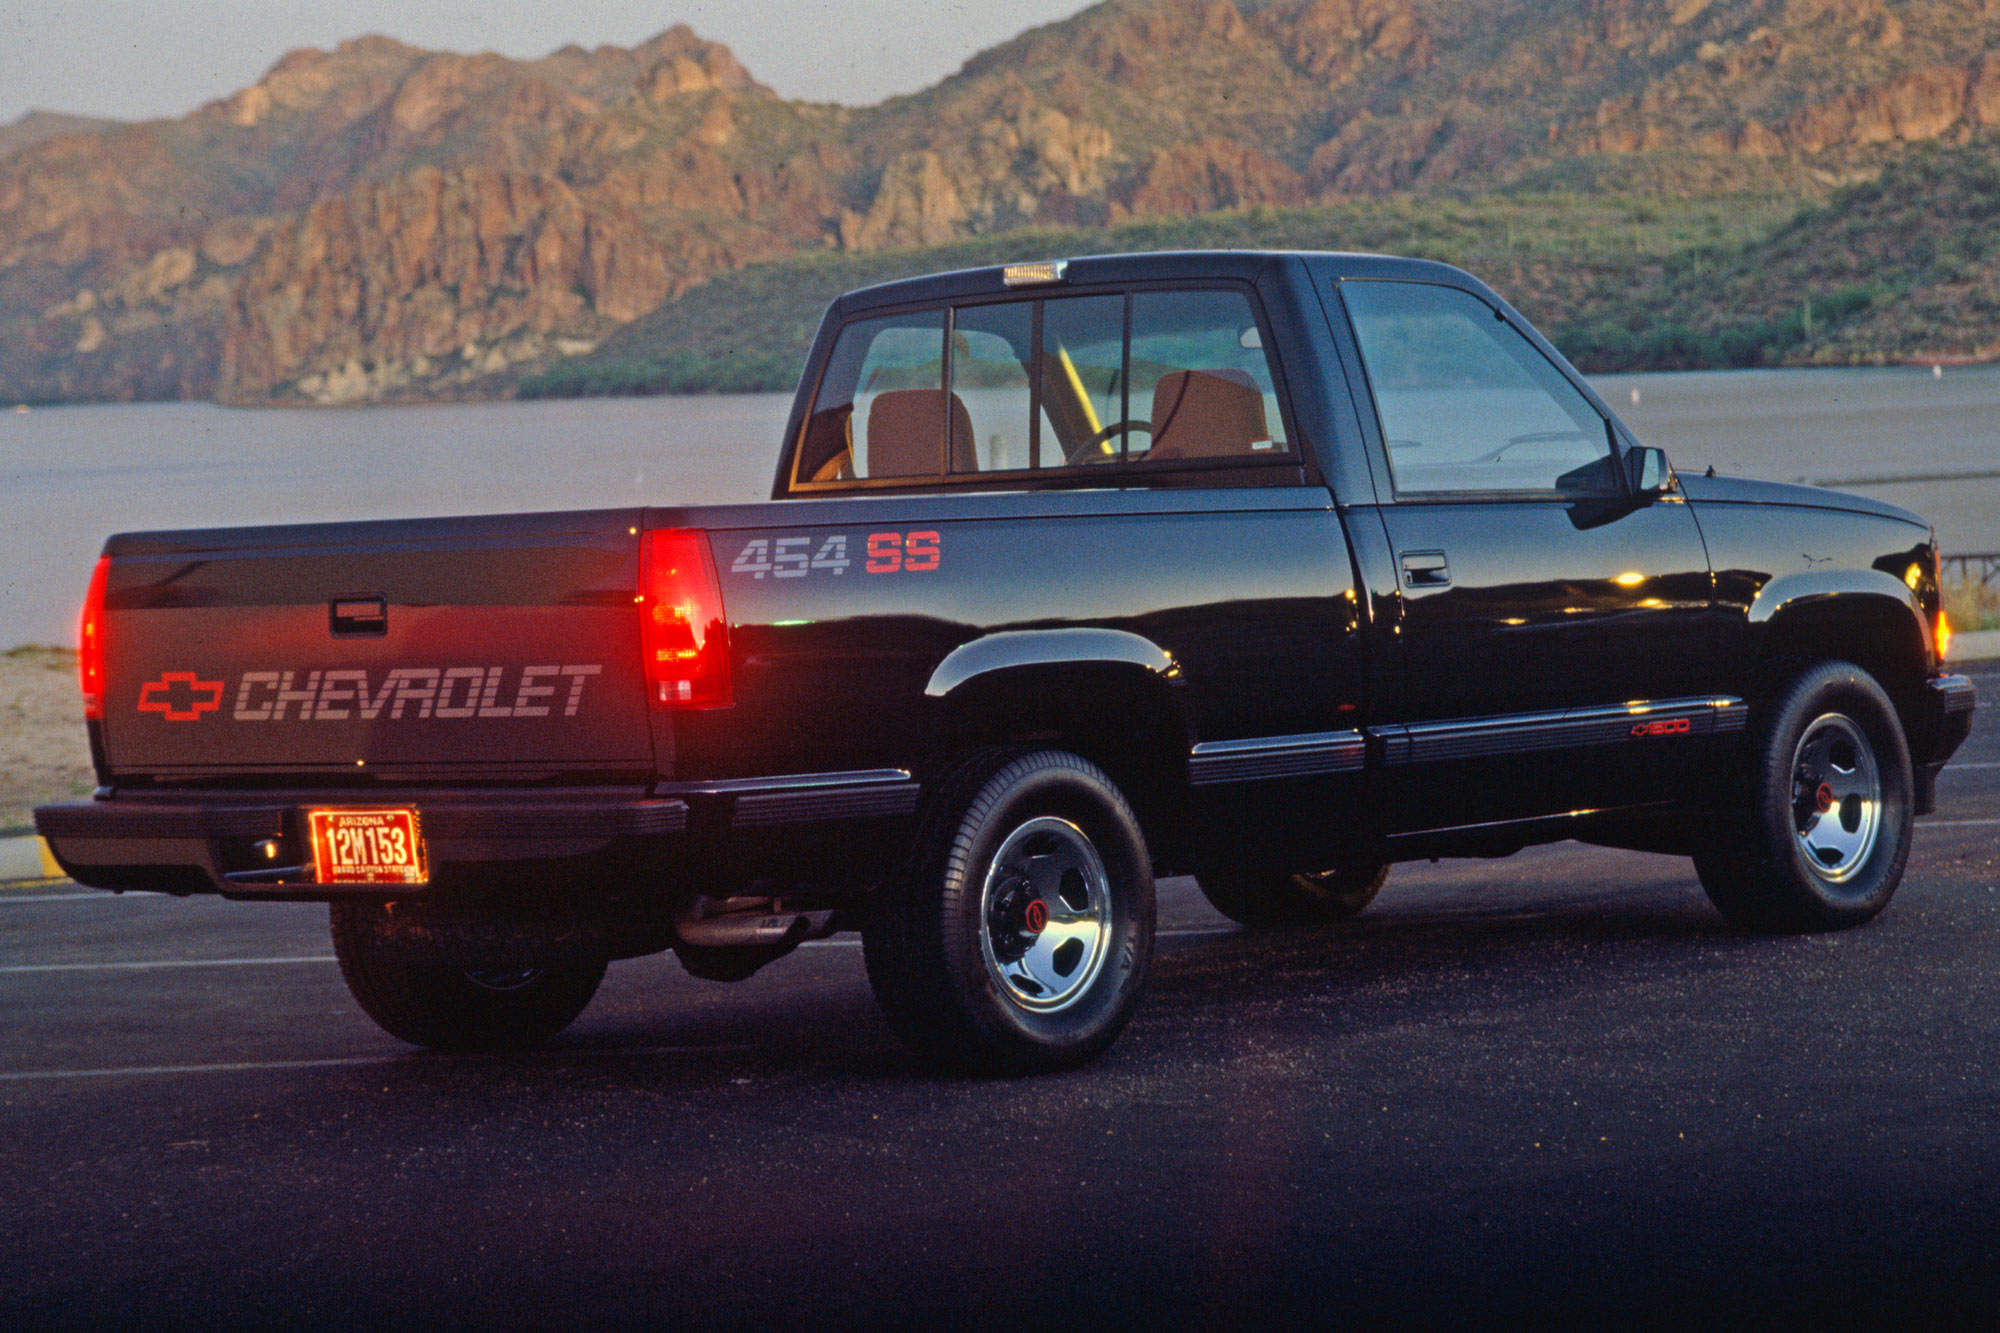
[38, 250, 1977, 1073]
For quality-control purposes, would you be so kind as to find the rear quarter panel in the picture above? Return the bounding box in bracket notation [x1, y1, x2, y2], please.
[650, 487, 1364, 780]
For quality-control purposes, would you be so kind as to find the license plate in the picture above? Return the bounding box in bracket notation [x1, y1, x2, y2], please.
[307, 808, 427, 886]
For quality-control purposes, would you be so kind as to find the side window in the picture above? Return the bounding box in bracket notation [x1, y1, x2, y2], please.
[951, 302, 1034, 473]
[793, 286, 1295, 488]
[1130, 289, 1287, 463]
[796, 311, 946, 483]
[1037, 294, 1126, 466]
[1342, 281, 1616, 496]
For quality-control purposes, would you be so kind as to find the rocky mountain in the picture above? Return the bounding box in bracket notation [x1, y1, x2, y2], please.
[8, 0, 2000, 406]
[0, 112, 117, 164]
[0, 27, 846, 404]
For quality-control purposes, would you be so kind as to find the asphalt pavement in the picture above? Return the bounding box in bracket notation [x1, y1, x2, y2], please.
[3, 670, 1997, 1329]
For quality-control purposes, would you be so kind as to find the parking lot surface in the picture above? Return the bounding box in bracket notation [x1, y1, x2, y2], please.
[3, 668, 1996, 1328]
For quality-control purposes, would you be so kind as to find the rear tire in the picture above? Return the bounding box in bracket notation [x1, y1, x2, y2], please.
[1693, 659, 1913, 933]
[330, 902, 606, 1050]
[863, 748, 1155, 1075]
[1195, 861, 1389, 928]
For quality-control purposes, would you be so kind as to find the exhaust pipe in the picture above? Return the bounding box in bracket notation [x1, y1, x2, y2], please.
[674, 906, 838, 949]
[671, 897, 842, 982]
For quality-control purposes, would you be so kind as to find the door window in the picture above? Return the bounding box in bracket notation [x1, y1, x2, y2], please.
[1343, 282, 1616, 496]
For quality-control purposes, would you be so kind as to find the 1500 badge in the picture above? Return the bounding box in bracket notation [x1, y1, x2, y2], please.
[729, 531, 941, 580]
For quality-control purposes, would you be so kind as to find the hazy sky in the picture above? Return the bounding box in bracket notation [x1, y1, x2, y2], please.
[0, 1, 1093, 125]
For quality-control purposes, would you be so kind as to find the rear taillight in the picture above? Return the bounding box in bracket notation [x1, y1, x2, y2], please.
[78, 554, 110, 721]
[639, 529, 731, 708]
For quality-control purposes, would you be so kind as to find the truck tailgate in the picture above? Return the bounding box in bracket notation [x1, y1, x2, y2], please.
[95, 510, 652, 780]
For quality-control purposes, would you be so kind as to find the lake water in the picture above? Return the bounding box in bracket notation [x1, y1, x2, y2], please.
[3, 365, 1997, 646]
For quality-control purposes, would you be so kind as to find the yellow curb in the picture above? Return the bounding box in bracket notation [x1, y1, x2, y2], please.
[0, 835, 65, 886]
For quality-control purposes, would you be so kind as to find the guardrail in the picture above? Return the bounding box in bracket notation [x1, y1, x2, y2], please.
[1943, 553, 2000, 588]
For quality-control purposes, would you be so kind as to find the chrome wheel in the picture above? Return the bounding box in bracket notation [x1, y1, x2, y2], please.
[979, 816, 1111, 1013]
[1791, 713, 1881, 884]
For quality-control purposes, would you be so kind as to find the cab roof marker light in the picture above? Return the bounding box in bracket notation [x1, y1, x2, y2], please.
[1002, 260, 1068, 287]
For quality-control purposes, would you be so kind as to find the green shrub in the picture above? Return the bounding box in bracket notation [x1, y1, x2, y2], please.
[1945, 578, 2000, 633]
[519, 350, 799, 399]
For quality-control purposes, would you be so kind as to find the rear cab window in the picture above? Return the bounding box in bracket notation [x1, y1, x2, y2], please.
[787, 284, 1296, 491]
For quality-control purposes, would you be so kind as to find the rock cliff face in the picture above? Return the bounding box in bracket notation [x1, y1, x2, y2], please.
[8, 0, 2000, 405]
[224, 168, 665, 404]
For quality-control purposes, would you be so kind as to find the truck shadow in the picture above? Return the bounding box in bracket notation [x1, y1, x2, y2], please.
[413, 870, 1783, 1085]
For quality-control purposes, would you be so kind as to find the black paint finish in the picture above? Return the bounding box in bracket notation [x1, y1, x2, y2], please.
[39, 250, 1976, 901]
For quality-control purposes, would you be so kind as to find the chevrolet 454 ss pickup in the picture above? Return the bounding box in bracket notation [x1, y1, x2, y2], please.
[38, 251, 1978, 1073]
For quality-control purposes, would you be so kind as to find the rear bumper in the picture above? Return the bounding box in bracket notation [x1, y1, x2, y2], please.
[34, 788, 687, 899]
[1913, 673, 1978, 816]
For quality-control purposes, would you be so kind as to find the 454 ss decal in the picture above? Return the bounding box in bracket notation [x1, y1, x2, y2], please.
[729, 531, 941, 580]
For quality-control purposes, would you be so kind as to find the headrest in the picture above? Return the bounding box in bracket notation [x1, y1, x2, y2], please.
[865, 389, 978, 477]
[1147, 370, 1268, 461]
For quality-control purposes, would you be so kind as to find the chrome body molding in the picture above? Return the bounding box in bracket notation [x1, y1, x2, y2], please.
[657, 769, 921, 829]
[1188, 730, 1366, 785]
[732, 785, 921, 828]
[1371, 696, 1747, 766]
[657, 768, 914, 797]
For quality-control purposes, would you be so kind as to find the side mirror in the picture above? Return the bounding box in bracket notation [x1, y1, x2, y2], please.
[1627, 445, 1677, 497]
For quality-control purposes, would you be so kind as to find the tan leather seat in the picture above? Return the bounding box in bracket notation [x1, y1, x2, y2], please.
[1145, 369, 1268, 461]
[865, 389, 978, 477]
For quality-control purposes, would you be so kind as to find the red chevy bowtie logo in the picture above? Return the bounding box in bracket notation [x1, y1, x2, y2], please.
[137, 672, 224, 722]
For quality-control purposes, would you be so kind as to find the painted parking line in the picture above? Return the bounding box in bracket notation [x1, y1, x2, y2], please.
[0, 1054, 395, 1082]
[0, 1044, 756, 1084]
[0, 955, 337, 976]
[2, 930, 1245, 977]
[1923, 819, 2000, 828]
[0, 892, 99, 904]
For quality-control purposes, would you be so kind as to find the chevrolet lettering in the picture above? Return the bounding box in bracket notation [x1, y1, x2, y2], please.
[37, 251, 1977, 1074]
[219, 665, 606, 722]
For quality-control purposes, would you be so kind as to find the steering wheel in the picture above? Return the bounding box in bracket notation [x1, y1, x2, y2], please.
[1067, 420, 1151, 464]
[1472, 429, 1594, 464]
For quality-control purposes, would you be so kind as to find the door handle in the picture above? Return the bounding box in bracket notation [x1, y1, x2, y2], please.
[1400, 550, 1451, 588]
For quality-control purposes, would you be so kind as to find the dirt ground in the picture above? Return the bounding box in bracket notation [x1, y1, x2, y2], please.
[0, 647, 94, 833]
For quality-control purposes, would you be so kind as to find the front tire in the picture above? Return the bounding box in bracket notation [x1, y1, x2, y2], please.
[1195, 861, 1389, 928]
[1694, 660, 1914, 933]
[864, 749, 1155, 1075]
[330, 902, 607, 1050]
